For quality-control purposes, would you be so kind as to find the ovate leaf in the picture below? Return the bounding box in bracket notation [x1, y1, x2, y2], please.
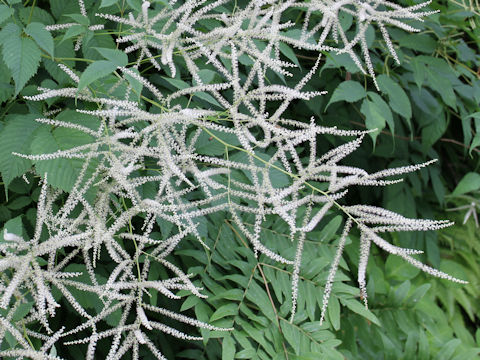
[0, 5, 14, 25]
[94, 47, 128, 67]
[78, 60, 118, 92]
[0, 114, 41, 189]
[377, 74, 411, 122]
[30, 126, 95, 192]
[25, 22, 54, 57]
[452, 172, 480, 196]
[0, 23, 41, 95]
[326, 80, 366, 109]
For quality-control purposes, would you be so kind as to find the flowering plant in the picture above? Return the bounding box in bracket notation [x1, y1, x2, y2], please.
[0, 0, 477, 359]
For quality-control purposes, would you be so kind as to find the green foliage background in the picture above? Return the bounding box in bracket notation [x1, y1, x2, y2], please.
[0, 0, 479, 359]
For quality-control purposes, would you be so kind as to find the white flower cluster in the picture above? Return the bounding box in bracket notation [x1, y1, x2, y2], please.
[0, 0, 464, 359]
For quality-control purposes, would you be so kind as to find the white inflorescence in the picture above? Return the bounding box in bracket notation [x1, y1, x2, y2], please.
[0, 1, 464, 359]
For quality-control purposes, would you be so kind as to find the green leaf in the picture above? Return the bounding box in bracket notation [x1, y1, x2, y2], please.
[210, 303, 238, 322]
[1, 215, 23, 241]
[326, 81, 366, 109]
[123, 68, 143, 101]
[245, 281, 276, 322]
[62, 24, 86, 42]
[78, 60, 118, 92]
[0, 5, 14, 25]
[385, 254, 420, 281]
[0, 114, 41, 189]
[12, 302, 34, 322]
[281, 320, 301, 354]
[94, 47, 128, 67]
[65, 13, 90, 26]
[361, 102, 383, 144]
[452, 172, 480, 196]
[25, 22, 55, 57]
[341, 298, 381, 326]
[100, 0, 119, 7]
[30, 126, 95, 192]
[222, 335, 236, 360]
[328, 296, 340, 331]
[376, 74, 411, 122]
[0, 23, 41, 95]
[235, 349, 256, 359]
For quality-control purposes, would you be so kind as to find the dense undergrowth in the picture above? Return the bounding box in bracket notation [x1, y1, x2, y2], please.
[0, 0, 480, 359]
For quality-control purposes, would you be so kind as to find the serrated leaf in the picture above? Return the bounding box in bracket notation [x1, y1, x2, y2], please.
[30, 126, 95, 192]
[0, 5, 14, 25]
[25, 22, 54, 57]
[94, 47, 128, 67]
[452, 172, 480, 196]
[0, 114, 41, 189]
[78, 60, 118, 92]
[326, 80, 366, 109]
[1, 23, 41, 95]
[377, 74, 411, 122]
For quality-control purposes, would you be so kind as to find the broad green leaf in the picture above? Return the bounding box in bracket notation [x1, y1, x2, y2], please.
[398, 34, 437, 53]
[1, 215, 23, 241]
[25, 22, 54, 57]
[7, 196, 31, 210]
[78, 60, 118, 92]
[210, 303, 238, 322]
[385, 254, 420, 281]
[222, 335, 236, 360]
[341, 298, 381, 326]
[30, 126, 95, 192]
[65, 13, 90, 26]
[100, 0, 118, 7]
[0, 5, 14, 25]
[12, 302, 34, 322]
[62, 24, 86, 42]
[360, 98, 385, 145]
[452, 172, 480, 196]
[376, 74, 412, 122]
[0, 114, 41, 189]
[195, 129, 241, 155]
[94, 47, 128, 67]
[326, 81, 366, 108]
[0, 23, 41, 95]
